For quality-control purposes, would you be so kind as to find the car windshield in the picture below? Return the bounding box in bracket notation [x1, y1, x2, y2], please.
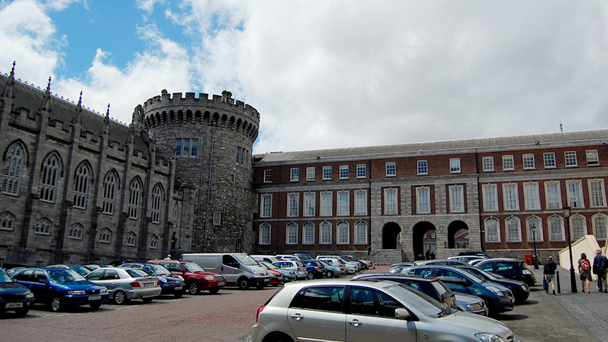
[183, 262, 205, 272]
[0, 270, 14, 282]
[126, 269, 150, 278]
[48, 269, 86, 282]
[233, 254, 259, 266]
[149, 264, 172, 276]
[384, 284, 453, 317]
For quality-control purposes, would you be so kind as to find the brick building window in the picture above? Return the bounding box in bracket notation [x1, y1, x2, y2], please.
[503, 184, 519, 211]
[523, 154, 535, 169]
[288, 193, 299, 217]
[264, 169, 272, 183]
[544, 152, 556, 168]
[506, 217, 521, 242]
[482, 184, 498, 212]
[259, 223, 271, 245]
[417, 160, 428, 175]
[572, 216, 586, 240]
[355, 190, 367, 215]
[356, 164, 366, 178]
[416, 187, 430, 214]
[449, 185, 464, 213]
[338, 191, 349, 216]
[321, 192, 332, 216]
[320, 222, 332, 244]
[482, 156, 494, 172]
[339, 165, 349, 179]
[586, 150, 599, 165]
[304, 193, 315, 217]
[566, 180, 583, 208]
[545, 181, 561, 209]
[594, 216, 607, 240]
[384, 188, 398, 215]
[565, 151, 577, 167]
[337, 222, 349, 244]
[386, 162, 396, 176]
[589, 180, 606, 207]
[286, 223, 298, 244]
[523, 183, 540, 210]
[485, 218, 500, 242]
[502, 155, 514, 170]
[549, 217, 564, 241]
[449, 158, 461, 173]
[527, 217, 543, 242]
[260, 194, 272, 218]
[303, 223, 315, 245]
[290, 168, 299, 181]
[355, 222, 367, 244]
[323, 166, 332, 180]
[306, 167, 315, 180]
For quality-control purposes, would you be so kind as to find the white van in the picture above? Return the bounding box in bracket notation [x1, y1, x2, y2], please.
[182, 253, 270, 290]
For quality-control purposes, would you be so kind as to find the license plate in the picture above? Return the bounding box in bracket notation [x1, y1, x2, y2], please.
[143, 282, 154, 287]
[6, 302, 23, 308]
[218, 282, 225, 287]
[174, 286, 183, 290]
[263, 278, 269, 282]
[89, 296, 101, 301]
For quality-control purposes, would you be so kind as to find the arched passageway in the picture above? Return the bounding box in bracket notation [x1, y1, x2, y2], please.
[413, 221, 436, 260]
[447, 221, 469, 248]
[382, 222, 401, 249]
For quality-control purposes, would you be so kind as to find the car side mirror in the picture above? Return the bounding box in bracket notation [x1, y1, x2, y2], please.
[395, 308, 413, 320]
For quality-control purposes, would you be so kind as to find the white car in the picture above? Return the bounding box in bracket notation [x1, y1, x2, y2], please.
[252, 279, 518, 342]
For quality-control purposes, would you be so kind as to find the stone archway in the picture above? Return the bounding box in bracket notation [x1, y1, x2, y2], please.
[447, 221, 469, 248]
[382, 222, 401, 249]
[413, 221, 436, 260]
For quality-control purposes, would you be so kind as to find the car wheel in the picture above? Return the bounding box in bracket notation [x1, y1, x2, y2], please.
[90, 303, 102, 310]
[48, 296, 62, 312]
[326, 270, 334, 278]
[142, 297, 153, 303]
[14, 308, 29, 317]
[482, 298, 498, 318]
[188, 281, 200, 295]
[307, 272, 315, 280]
[114, 290, 129, 305]
[238, 277, 250, 290]
[209, 287, 220, 294]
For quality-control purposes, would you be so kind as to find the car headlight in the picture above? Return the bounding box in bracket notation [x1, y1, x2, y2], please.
[203, 275, 215, 281]
[475, 333, 506, 342]
[68, 290, 86, 295]
[487, 286, 505, 297]
[100, 287, 108, 293]
[26, 292, 35, 299]
[523, 270, 532, 275]
[177, 276, 184, 282]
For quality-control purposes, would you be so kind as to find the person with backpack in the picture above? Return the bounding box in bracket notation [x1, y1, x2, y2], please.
[543, 256, 557, 295]
[593, 249, 608, 293]
[578, 253, 592, 293]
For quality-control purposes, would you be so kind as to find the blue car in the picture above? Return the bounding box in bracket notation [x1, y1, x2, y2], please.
[119, 263, 185, 298]
[300, 260, 326, 279]
[0, 268, 35, 316]
[407, 265, 514, 317]
[12, 267, 109, 312]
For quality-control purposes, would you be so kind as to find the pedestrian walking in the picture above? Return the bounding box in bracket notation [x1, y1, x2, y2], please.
[578, 253, 592, 293]
[543, 256, 557, 295]
[593, 249, 608, 293]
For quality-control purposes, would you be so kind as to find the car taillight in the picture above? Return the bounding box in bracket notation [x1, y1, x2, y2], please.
[315, 267, 321, 271]
[130, 282, 141, 287]
[256, 305, 266, 323]
[157, 280, 161, 286]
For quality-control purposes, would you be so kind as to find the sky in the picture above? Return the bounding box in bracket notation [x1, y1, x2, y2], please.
[2, 0, 608, 154]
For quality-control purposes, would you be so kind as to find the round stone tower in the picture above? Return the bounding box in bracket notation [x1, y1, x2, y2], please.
[139, 90, 259, 253]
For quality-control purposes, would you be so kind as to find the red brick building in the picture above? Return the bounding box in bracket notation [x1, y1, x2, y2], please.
[252, 130, 608, 264]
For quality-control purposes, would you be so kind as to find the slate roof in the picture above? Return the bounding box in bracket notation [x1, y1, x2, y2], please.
[255, 128, 608, 164]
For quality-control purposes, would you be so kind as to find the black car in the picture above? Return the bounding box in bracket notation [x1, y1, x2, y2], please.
[0, 268, 35, 316]
[474, 258, 536, 287]
[457, 265, 530, 303]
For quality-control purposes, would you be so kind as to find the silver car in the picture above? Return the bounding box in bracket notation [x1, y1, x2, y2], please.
[252, 279, 518, 342]
[86, 267, 162, 304]
[273, 260, 307, 280]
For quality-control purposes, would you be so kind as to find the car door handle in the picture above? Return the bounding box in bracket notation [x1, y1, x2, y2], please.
[349, 319, 363, 327]
[290, 313, 304, 321]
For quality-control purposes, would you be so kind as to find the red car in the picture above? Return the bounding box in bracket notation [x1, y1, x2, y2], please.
[260, 264, 284, 287]
[148, 260, 225, 294]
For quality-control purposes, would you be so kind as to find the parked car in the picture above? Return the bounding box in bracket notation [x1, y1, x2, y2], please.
[276, 255, 301, 261]
[341, 255, 370, 269]
[251, 255, 282, 264]
[273, 260, 307, 280]
[352, 273, 488, 316]
[300, 260, 326, 279]
[316, 257, 346, 276]
[413, 259, 469, 267]
[119, 263, 186, 298]
[458, 251, 492, 258]
[86, 267, 161, 304]
[251, 279, 517, 342]
[318, 260, 342, 278]
[406, 265, 514, 317]
[457, 265, 530, 303]
[148, 259, 225, 294]
[258, 261, 297, 283]
[12, 267, 109, 312]
[46, 264, 91, 277]
[294, 253, 314, 260]
[447, 256, 486, 264]
[388, 262, 414, 274]
[316, 256, 358, 274]
[474, 258, 537, 287]
[182, 253, 270, 290]
[6, 267, 27, 278]
[0, 268, 35, 316]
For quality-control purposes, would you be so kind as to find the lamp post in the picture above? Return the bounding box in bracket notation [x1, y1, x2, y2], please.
[563, 204, 578, 293]
[531, 223, 539, 269]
